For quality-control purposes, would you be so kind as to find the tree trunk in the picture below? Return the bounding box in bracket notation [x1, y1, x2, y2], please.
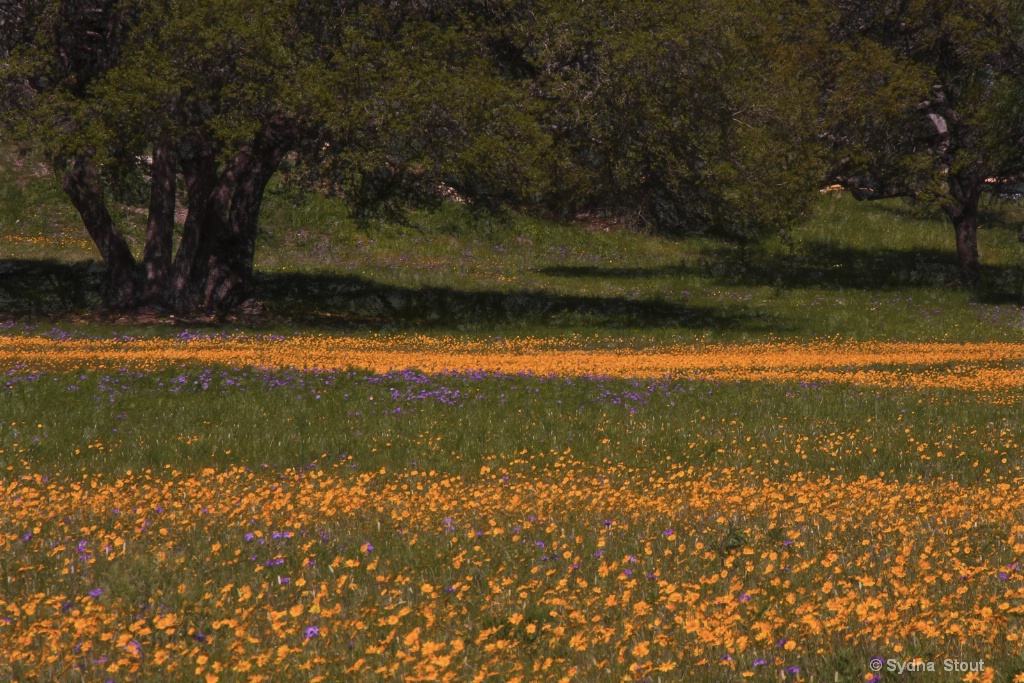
[192, 150, 258, 309]
[200, 121, 294, 312]
[203, 154, 280, 311]
[168, 120, 295, 313]
[951, 205, 980, 285]
[59, 154, 139, 308]
[170, 140, 218, 312]
[944, 177, 983, 285]
[142, 141, 176, 306]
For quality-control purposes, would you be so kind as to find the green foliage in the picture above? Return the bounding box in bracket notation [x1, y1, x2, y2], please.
[1, 0, 552, 205]
[1, 0, 1021, 287]
[822, 0, 1024, 202]
[3, 0, 836, 243]
[522, 0, 827, 241]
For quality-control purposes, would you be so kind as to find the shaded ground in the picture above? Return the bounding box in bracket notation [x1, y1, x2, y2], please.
[253, 270, 767, 331]
[541, 242, 1024, 302]
[1, 155, 1022, 339]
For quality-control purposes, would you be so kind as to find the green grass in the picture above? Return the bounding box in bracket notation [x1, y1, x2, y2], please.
[1, 147, 1022, 341]
[4, 150, 1024, 682]
[2, 148, 1022, 483]
[3, 367, 1021, 483]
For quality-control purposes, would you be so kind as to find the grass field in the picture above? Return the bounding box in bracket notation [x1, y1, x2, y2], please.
[2, 152, 1024, 681]
[2, 146, 1023, 342]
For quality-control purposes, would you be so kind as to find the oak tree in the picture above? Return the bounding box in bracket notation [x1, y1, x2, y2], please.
[2, 0, 548, 311]
[823, 0, 1024, 283]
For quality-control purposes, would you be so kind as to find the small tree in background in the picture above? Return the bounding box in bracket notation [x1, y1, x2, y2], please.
[822, 0, 1024, 284]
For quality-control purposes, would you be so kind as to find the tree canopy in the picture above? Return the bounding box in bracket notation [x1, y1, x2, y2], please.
[1, 0, 1021, 311]
[821, 0, 1024, 282]
[521, 0, 828, 242]
[2, 0, 551, 311]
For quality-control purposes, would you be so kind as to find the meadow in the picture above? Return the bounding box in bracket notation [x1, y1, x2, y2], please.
[2, 150, 1024, 681]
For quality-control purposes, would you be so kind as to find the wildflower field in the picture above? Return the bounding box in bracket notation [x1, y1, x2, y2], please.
[2, 153, 1024, 681]
[2, 331, 1024, 682]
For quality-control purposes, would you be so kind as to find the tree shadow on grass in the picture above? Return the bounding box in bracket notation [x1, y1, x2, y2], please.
[0, 258, 777, 333]
[0, 259, 106, 316]
[541, 241, 1024, 303]
[253, 270, 773, 331]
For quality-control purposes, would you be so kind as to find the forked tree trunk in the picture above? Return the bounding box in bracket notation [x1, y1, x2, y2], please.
[64, 123, 294, 315]
[943, 179, 983, 285]
[176, 121, 292, 313]
[142, 141, 176, 306]
[170, 140, 218, 312]
[184, 141, 263, 312]
[203, 150, 283, 311]
[59, 154, 139, 308]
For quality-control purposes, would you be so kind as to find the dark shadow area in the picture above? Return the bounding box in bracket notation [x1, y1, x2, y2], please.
[0, 259, 106, 316]
[0, 258, 774, 332]
[252, 270, 771, 331]
[542, 241, 1024, 303]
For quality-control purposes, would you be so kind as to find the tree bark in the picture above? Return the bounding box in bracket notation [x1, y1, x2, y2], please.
[170, 139, 218, 312]
[168, 121, 295, 313]
[944, 175, 983, 285]
[142, 141, 176, 306]
[203, 151, 282, 310]
[201, 121, 295, 311]
[59, 154, 139, 308]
